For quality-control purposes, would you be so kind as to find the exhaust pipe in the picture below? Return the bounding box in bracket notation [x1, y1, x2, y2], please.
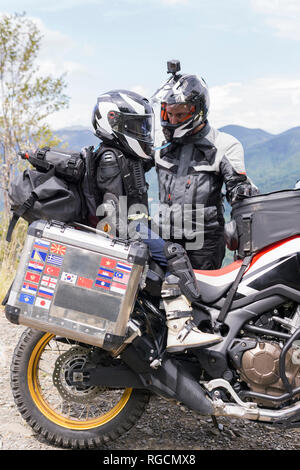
[213, 399, 300, 424]
[206, 378, 300, 425]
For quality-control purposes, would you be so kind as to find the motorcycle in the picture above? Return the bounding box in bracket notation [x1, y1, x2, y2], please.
[5, 189, 300, 450]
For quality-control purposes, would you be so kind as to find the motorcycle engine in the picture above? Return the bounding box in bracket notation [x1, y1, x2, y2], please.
[239, 341, 300, 407]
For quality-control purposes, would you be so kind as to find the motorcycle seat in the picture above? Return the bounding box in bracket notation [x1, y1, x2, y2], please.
[194, 260, 242, 304]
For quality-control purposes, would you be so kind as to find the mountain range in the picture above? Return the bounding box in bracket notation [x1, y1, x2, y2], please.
[221, 125, 300, 194]
[1, 124, 299, 212]
[53, 123, 300, 200]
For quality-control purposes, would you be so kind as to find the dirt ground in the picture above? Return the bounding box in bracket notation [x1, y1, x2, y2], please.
[1, 309, 300, 452]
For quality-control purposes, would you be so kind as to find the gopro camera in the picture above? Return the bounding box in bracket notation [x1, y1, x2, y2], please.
[167, 60, 181, 75]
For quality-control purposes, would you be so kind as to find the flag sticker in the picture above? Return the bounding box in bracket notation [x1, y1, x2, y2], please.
[100, 257, 117, 270]
[38, 286, 54, 299]
[33, 239, 50, 251]
[25, 271, 41, 284]
[116, 262, 132, 273]
[113, 271, 130, 284]
[61, 272, 77, 284]
[21, 282, 37, 295]
[28, 260, 44, 273]
[44, 265, 60, 277]
[97, 268, 114, 280]
[31, 249, 47, 263]
[50, 243, 66, 256]
[77, 277, 93, 289]
[19, 293, 35, 305]
[95, 279, 111, 290]
[47, 254, 63, 266]
[35, 297, 51, 310]
[41, 275, 57, 289]
[111, 281, 127, 295]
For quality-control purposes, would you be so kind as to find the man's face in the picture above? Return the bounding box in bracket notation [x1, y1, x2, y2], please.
[165, 103, 195, 125]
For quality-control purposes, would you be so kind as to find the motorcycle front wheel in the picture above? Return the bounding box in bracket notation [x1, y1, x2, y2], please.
[10, 328, 150, 449]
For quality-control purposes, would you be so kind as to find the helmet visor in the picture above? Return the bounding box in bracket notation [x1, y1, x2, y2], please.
[161, 102, 196, 124]
[109, 112, 154, 143]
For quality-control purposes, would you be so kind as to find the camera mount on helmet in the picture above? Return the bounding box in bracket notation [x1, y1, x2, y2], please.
[167, 60, 181, 81]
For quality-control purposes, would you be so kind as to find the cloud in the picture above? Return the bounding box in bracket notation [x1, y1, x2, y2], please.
[1, 0, 189, 12]
[27, 16, 92, 86]
[160, 0, 189, 4]
[48, 76, 300, 135]
[0, 0, 102, 13]
[29, 16, 75, 59]
[209, 77, 300, 133]
[251, 0, 300, 40]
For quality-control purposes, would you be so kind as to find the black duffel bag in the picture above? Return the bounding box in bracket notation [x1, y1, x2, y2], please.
[6, 167, 86, 242]
[20, 147, 85, 183]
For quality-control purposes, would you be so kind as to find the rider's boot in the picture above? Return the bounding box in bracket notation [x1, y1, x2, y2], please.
[163, 293, 222, 352]
[163, 242, 222, 352]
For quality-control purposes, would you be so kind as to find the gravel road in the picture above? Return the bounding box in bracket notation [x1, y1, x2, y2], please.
[1, 308, 300, 452]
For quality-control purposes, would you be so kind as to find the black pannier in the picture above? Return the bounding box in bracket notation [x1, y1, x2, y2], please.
[6, 147, 89, 242]
[228, 189, 300, 258]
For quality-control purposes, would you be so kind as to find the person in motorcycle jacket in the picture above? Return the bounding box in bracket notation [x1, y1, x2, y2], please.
[152, 71, 259, 352]
[85, 89, 221, 353]
[82, 89, 168, 267]
[156, 72, 258, 269]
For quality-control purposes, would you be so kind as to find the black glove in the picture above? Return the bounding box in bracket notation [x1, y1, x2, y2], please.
[230, 184, 259, 204]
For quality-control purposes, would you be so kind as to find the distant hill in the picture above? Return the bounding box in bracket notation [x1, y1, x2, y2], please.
[219, 125, 274, 150]
[2, 124, 299, 213]
[220, 125, 300, 194]
[52, 123, 300, 200]
[54, 126, 100, 150]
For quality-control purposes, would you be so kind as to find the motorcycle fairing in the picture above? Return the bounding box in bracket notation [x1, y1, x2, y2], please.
[193, 260, 243, 304]
[194, 236, 300, 308]
[237, 236, 300, 297]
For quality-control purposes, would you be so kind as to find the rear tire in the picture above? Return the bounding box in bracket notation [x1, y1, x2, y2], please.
[10, 328, 150, 449]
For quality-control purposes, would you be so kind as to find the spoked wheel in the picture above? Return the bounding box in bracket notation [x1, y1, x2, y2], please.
[10, 328, 150, 449]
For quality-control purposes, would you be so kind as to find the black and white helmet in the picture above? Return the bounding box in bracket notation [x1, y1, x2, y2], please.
[160, 74, 210, 141]
[92, 90, 154, 160]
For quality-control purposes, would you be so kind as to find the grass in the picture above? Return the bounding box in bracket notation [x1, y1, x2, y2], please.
[0, 214, 28, 303]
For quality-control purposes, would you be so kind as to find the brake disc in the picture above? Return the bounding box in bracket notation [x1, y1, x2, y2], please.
[52, 346, 105, 403]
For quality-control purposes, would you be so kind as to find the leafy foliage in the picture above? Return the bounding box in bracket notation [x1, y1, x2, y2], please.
[0, 214, 28, 302]
[0, 12, 69, 295]
[0, 12, 69, 213]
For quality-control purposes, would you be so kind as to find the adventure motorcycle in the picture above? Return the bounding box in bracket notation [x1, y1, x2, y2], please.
[5, 188, 300, 449]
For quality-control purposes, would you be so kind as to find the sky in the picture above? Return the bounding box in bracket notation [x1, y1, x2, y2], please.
[1, 0, 300, 135]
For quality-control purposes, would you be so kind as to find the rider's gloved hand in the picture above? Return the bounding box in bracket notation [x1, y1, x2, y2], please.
[230, 184, 259, 203]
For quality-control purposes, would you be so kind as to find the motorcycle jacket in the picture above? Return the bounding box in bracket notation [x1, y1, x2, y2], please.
[155, 122, 257, 268]
[82, 143, 153, 232]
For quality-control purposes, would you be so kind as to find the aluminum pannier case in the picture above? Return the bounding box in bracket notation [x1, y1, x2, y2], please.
[5, 220, 149, 351]
[230, 189, 300, 258]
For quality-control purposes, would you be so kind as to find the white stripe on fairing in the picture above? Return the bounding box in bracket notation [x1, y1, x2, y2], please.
[245, 238, 300, 276]
[194, 267, 241, 287]
[120, 93, 145, 114]
[236, 285, 258, 296]
[237, 255, 294, 295]
[124, 135, 150, 160]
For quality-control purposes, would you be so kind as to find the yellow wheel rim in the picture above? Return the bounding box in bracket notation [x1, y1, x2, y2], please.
[27, 333, 132, 430]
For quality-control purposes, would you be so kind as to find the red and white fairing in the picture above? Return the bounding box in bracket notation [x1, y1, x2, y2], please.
[193, 236, 300, 302]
